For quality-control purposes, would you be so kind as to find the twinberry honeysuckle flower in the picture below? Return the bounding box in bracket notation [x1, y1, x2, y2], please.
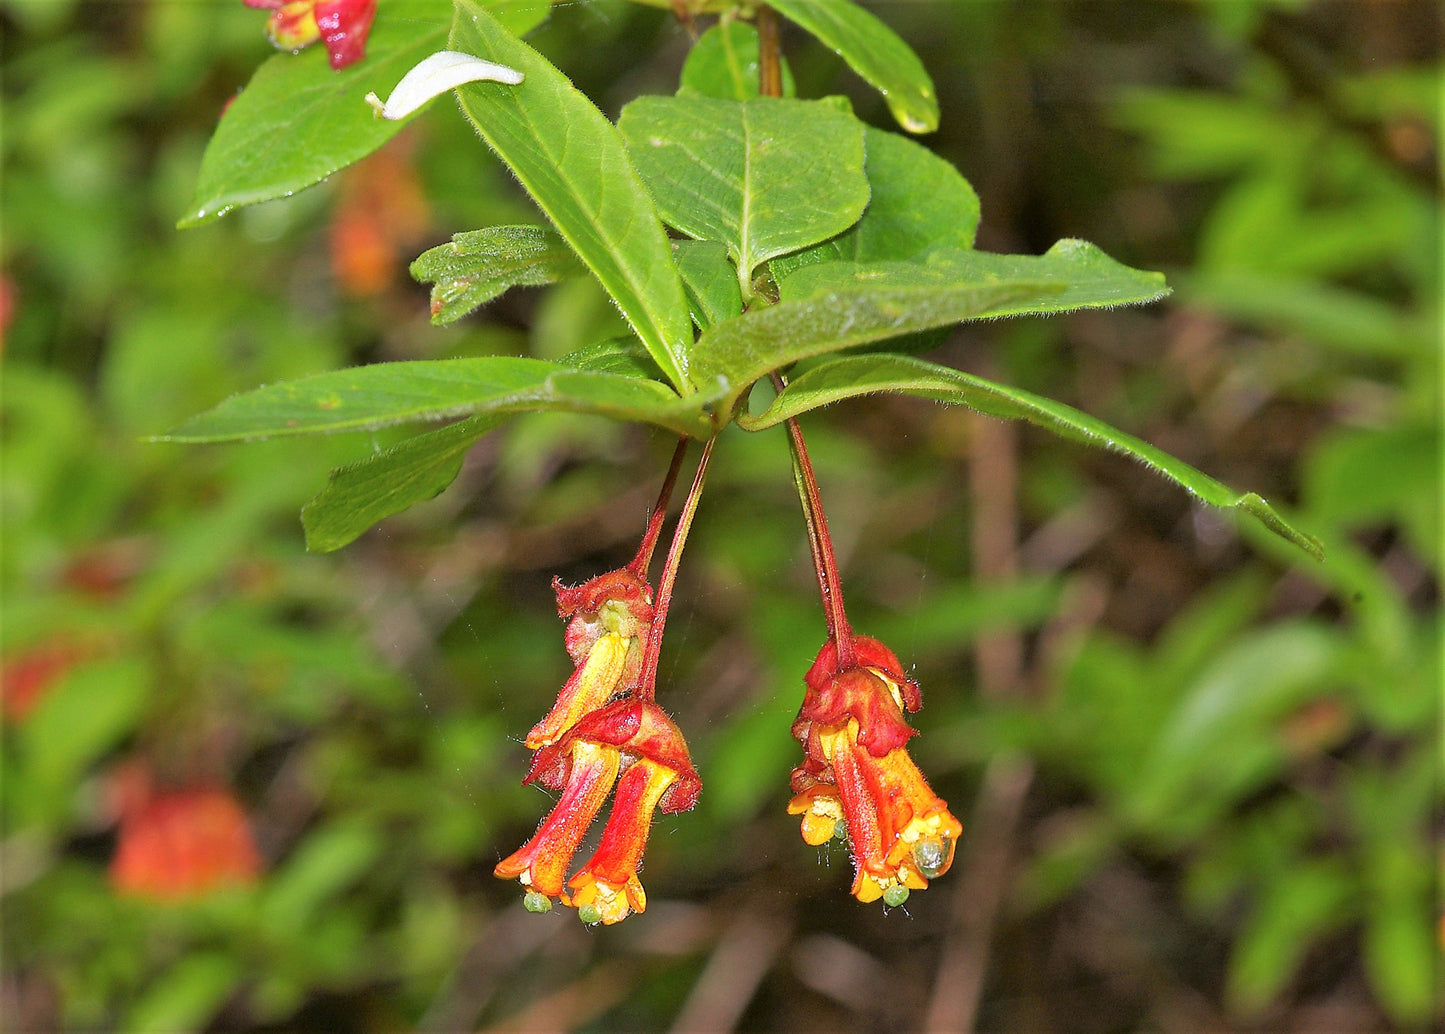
[244, 0, 377, 71]
[526, 568, 654, 749]
[789, 635, 962, 907]
[496, 698, 699, 924]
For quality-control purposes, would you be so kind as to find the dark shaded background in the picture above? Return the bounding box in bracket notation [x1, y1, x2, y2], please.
[3, 1, 1439, 1031]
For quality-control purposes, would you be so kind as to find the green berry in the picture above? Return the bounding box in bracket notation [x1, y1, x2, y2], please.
[883, 884, 910, 908]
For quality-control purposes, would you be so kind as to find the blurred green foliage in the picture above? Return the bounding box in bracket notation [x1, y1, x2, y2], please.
[2, 1, 1439, 1032]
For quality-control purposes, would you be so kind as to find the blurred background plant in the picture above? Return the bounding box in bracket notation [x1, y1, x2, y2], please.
[1, 0, 1438, 1031]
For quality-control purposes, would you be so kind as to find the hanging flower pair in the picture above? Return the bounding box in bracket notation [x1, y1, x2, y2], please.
[494, 444, 704, 925]
[494, 421, 961, 924]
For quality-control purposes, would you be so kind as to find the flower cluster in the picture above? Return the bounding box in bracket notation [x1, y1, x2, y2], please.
[788, 635, 962, 907]
[494, 568, 699, 925]
[244, 0, 377, 71]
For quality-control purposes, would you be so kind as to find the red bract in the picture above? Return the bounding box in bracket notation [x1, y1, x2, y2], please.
[526, 569, 655, 750]
[244, 0, 377, 71]
[497, 700, 698, 924]
[790, 636, 961, 907]
[110, 785, 262, 900]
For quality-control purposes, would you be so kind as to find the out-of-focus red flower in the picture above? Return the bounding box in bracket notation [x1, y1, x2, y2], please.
[60, 540, 146, 601]
[244, 0, 377, 71]
[2, 642, 88, 723]
[328, 142, 430, 297]
[110, 779, 262, 900]
[789, 635, 961, 907]
[496, 698, 699, 924]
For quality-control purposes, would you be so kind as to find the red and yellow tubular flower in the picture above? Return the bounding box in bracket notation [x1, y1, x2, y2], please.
[525, 570, 654, 750]
[496, 699, 699, 924]
[789, 635, 961, 907]
[243, 0, 377, 71]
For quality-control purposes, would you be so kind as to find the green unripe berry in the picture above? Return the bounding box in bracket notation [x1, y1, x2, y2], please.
[883, 884, 910, 907]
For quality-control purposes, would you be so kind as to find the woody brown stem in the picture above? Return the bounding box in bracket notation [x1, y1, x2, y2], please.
[757, 7, 782, 99]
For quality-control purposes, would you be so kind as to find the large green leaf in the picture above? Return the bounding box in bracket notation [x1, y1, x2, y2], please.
[769, 0, 939, 133]
[780, 239, 1170, 316]
[691, 271, 1059, 416]
[160, 357, 717, 442]
[409, 225, 581, 325]
[618, 94, 869, 297]
[180, 0, 547, 227]
[697, 241, 1166, 412]
[770, 125, 980, 280]
[449, 1, 693, 392]
[679, 21, 794, 101]
[301, 414, 506, 552]
[740, 352, 1323, 558]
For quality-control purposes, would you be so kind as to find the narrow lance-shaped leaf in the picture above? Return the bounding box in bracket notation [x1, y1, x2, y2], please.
[699, 242, 1166, 414]
[301, 414, 507, 552]
[619, 95, 869, 299]
[768, 0, 939, 133]
[409, 225, 581, 325]
[741, 352, 1323, 559]
[160, 357, 717, 443]
[692, 272, 1061, 419]
[181, 0, 546, 226]
[779, 240, 1171, 316]
[448, 0, 693, 393]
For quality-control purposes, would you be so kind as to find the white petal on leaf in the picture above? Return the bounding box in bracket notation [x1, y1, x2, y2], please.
[365, 50, 523, 121]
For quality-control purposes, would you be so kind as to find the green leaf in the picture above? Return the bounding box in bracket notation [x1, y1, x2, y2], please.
[161, 357, 716, 442]
[770, 125, 980, 280]
[692, 273, 1059, 417]
[618, 94, 869, 294]
[301, 415, 504, 552]
[679, 21, 794, 101]
[697, 241, 1167, 411]
[180, 0, 547, 227]
[121, 954, 242, 1034]
[769, 0, 939, 133]
[449, 0, 693, 392]
[781, 239, 1170, 317]
[1228, 863, 1353, 1014]
[740, 352, 1323, 559]
[674, 240, 743, 330]
[409, 225, 581, 325]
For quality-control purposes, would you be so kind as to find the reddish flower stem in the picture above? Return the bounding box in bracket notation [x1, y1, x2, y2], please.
[771, 375, 854, 666]
[627, 438, 691, 579]
[637, 437, 716, 701]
